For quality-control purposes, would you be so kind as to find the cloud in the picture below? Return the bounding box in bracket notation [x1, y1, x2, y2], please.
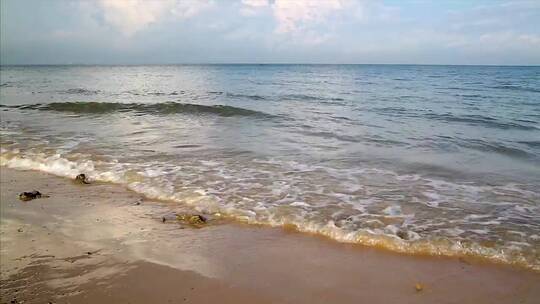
[240, 0, 355, 33]
[238, 0, 400, 46]
[272, 0, 347, 33]
[171, 0, 214, 18]
[240, 0, 269, 16]
[98, 0, 213, 36]
[479, 31, 540, 49]
[242, 0, 268, 7]
[99, 0, 173, 36]
[238, 0, 355, 46]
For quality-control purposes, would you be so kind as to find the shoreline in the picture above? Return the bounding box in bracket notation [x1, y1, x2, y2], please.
[2, 151, 538, 272]
[1, 167, 539, 303]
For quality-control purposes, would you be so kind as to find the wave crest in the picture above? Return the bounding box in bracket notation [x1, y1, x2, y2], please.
[2, 102, 274, 118]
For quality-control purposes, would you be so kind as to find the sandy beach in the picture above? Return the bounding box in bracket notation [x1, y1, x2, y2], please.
[0, 167, 538, 303]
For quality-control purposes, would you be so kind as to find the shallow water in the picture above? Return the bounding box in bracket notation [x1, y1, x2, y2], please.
[1, 64, 539, 269]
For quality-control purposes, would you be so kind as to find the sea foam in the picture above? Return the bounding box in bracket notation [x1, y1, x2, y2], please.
[2, 148, 539, 271]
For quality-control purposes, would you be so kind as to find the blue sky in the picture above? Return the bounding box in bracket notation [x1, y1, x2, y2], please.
[1, 0, 539, 65]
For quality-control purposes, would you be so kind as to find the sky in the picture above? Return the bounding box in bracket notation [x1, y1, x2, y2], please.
[1, 0, 539, 65]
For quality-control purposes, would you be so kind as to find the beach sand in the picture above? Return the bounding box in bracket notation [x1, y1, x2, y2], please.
[1, 167, 539, 304]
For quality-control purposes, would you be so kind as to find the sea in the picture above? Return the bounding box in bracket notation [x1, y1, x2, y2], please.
[1, 64, 539, 270]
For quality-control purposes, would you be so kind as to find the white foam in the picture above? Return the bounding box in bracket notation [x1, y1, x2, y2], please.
[2, 147, 539, 271]
[423, 191, 441, 201]
[384, 224, 400, 234]
[425, 201, 439, 207]
[200, 160, 219, 167]
[1, 151, 97, 180]
[470, 229, 489, 235]
[382, 205, 401, 216]
[444, 228, 465, 237]
[464, 214, 491, 220]
[290, 201, 311, 207]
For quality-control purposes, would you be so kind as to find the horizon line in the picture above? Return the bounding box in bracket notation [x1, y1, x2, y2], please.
[1, 63, 539, 67]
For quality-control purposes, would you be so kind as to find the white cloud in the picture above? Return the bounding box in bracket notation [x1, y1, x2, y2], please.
[518, 34, 540, 46]
[479, 31, 540, 49]
[240, 0, 269, 16]
[99, 0, 173, 36]
[240, 0, 359, 33]
[242, 0, 268, 7]
[98, 0, 213, 36]
[171, 0, 214, 18]
[272, 0, 347, 33]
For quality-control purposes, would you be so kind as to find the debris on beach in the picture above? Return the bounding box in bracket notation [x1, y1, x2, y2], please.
[176, 214, 207, 227]
[74, 173, 91, 184]
[18, 190, 46, 201]
[396, 230, 409, 240]
[415, 283, 424, 292]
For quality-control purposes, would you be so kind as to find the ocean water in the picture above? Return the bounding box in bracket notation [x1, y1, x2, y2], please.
[1, 64, 539, 270]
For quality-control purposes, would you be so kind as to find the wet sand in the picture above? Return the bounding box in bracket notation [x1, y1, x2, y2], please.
[1, 167, 539, 304]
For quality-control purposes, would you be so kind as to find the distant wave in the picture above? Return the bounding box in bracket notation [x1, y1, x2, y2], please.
[373, 107, 537, 131]
[121, 90, 186, 96]
[458, 139, 536, 160]
[1, 102, 274, 118]
[284, 94, 345, 102]
[517, 140, 540, 149]
[423, 113, 538, 131]
[296, 129, 408, 146]
[491, 85, 540, 93]
[453, 93, 486, 99]
[58, 88, 101, 95]
[225, 92, 267, 100]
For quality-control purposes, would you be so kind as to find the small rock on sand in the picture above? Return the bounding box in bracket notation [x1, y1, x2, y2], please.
[177, 214, 207, 226]
[75, 173, 91, 184]
[18, 190, 43, 201]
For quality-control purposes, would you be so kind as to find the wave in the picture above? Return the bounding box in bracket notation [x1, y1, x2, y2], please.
[453, 93, 487, 99]
[417, 136, 538, 160]
[297, 130, 408, 146]
[373, 107, 538, 131]
[423, 113, 538, 131]
[1, 148, 538, 271]
[1, 102, 274, 118]
[225, 92, 267, 100]
[58, 88, 101, 95]
[147, 91, 185, 96]
[517, 140, 540, 149]
[0, 82, 16, 88]
[119, 90, 194, 97]
[223, 92, 345, 103]
[491, 85, 540, 93]
[284, 94, 345, 102]
[458, 139, 536, 160]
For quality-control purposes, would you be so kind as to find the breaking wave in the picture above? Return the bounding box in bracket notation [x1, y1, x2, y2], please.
[1, 102, 274, 118]
[1, 148, 538, 272]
